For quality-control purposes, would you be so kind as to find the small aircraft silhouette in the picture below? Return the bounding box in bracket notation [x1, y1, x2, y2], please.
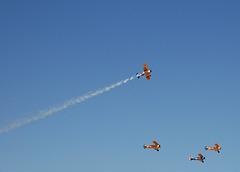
[205, 143, 221, 153]
[189, 153, 206, 163]
[143, 141, 160, 151]
[136, 63, 152, 80]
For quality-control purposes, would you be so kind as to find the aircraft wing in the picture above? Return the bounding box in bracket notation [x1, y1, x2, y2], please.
[198, 153, 203, 158]
[143, 63, 149, 73]
[152, 141, 159, 146]
[214, 143, 219, 148]
[197, 157, 202, 161]
[145, 74, 151, 80]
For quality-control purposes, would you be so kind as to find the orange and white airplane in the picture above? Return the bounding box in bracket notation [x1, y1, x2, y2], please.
[143, 141, 161, 151]
[189, 153, 206, 163]
[136, 63, 152, 80]
[205, 143, 221, 153]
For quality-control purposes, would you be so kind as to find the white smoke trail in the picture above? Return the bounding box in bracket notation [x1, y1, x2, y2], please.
[0, 76, 135, 134]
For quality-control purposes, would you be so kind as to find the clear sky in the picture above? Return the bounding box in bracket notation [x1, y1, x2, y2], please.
[1, 0, 240, 171]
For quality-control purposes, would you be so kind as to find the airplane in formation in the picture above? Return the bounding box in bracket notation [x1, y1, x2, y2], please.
[143, 141, 161, 151]
[136, 63, 152, 80]
[189, 153, 206, 163]
[205, 143, 221, 153]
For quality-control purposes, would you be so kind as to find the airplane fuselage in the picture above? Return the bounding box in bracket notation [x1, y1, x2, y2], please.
[136, 70, 152, 78]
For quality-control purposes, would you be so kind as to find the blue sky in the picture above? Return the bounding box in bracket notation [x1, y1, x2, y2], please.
[1, 0, 240, 171]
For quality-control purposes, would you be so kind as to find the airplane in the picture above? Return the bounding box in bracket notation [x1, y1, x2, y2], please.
[205, 143, 221, 153]
[189, 153, 206, 163]
[136, 63, 152, 80]
[143, 141, 161, 151]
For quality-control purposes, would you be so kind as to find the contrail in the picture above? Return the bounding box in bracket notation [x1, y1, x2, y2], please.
[0, 76, 135, 134]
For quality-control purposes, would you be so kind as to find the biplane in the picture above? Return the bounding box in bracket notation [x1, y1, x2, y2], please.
[189, 153, 205, 163]
[136, 63, 152, 80]
[143, 141, 161, 151]
[205, 143, 221, 153]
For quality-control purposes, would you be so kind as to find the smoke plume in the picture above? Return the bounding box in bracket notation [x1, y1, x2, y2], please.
[0, 76, 135, 133]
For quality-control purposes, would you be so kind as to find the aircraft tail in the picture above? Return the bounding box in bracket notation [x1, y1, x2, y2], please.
[136, 73, 140, 79]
